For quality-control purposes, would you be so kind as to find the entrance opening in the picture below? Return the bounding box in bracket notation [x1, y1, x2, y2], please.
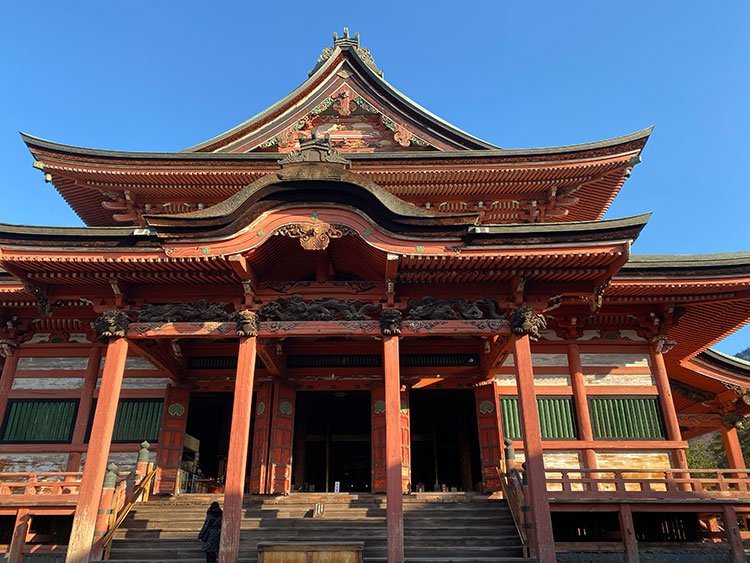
[410, 389, 482, 492]
[293, 391, 371, 493]
[185, 392, 243, 490]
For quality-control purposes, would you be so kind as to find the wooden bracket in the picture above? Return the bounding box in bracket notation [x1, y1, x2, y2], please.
[481, 335, 512, 379]
[257, 338, 284, 376]
[127, 339, 185, 383]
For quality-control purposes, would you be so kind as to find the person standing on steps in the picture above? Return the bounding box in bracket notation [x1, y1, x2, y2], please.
[198, 501, 222, 563]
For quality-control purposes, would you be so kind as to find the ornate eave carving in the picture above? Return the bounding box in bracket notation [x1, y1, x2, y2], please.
[407, 297, 504, 321]
[258, 295, 381, 321]
[509, 307, 547, 342]
[723, 383, 750, 406]
[650, 335, 676, 354]
[380, 310, 402, 336]
[0, 339, 18, 358]
[670, 379, 716, 404]
[129, 300, 230, 323]
[278, 134, 351, 168]
[274, 222, 356, 250]
[236, 310, 258, 337]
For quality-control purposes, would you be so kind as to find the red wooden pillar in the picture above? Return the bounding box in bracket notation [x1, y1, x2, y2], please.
[383, 335, 404, 563]
[475, 382, 503, 492]
[0, 348, 20, 424]
[618, 504, 639, 563]
[66, 337, 129, 563]
[266, 381, 296, 494]
[154, 384, 190, 494]
[249, 382, 272, 494]
[512, 334, 555, 563]
[721, 427, 746, 472]
[67, 346, 103, 472]
[219, 337, 257, 563]
[371, 384, 386, 493]
[567, 344, 597, 470]
[649, 346, 688, 470]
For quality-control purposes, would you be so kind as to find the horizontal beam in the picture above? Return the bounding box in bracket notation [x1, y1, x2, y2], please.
[127, 319, 511, 339]
[510, 439, 688, 450]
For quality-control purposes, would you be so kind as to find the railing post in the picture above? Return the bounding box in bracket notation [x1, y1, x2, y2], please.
[91, 464, 118, 561]
[7, 508, 29, 563]
[722, 504, 745, 563]
[136, 441, 150, 478]
[618, 504, 639, 563]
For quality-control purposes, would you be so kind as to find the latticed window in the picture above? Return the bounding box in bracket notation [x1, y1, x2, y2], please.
[588, 397, 665, 439]
[86, 398, 163, 443]
[499, 396, 577, 440]
[0, 399, 78, 443]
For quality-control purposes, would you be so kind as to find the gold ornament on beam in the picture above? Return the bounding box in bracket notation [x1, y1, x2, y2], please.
[274, 222, 356, 250]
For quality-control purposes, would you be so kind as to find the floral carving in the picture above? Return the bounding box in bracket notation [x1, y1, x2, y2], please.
[274, 222, 356, 250]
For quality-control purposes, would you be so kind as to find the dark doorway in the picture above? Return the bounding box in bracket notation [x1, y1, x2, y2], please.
[185, 392, 238, 482]
[410, 389, 482, 492]
[293, 391, 371, 493]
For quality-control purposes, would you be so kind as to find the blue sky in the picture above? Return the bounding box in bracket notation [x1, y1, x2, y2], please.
[0, 1, 748, 353]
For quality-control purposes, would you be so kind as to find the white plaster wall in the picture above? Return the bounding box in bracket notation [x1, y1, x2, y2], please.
[0, 453, 68, 472]
[11, 377, 85, 389]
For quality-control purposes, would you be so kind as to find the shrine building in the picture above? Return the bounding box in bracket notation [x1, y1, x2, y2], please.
[1, 29, 750, 563]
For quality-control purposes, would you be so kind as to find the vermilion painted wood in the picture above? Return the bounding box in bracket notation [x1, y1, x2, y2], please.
[399, 389, 411, 493]
[0, 351, 20, 427]
[567, 344, 597, 469]
[219, 337, 257, 563]
[721, 427, 747, 471]
[383, 336, 404, 563]
[723, 504, 746, 563]
[371, 383, 386, 493]
[154, 385, 190, 495]
[617, 504, 639, 563]
[65, 337, 128, 563]
[267, 381, 295, 494]
[512, 334, 555, 563]
[127, 320, 511, 339]
[249, 382, 272, 494]
[650, 347, 688, 470]
[66, 347, 102, 472]
[474, 382, 503, 492]
[7, 508, 29, 563]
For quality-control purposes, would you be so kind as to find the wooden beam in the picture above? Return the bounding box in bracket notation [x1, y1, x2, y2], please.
[721, 427, 747, 471]
[219, 337, 257, 563]
[256, 338, 283, 376]
[66, 337, 128, 563]
[481, 335, 511, 379]
[650, 345, 688, 470]
[567, 344, 597, 469]
[618, 504, 639, 563]
[126, 339, 183, 383]
[0, 350, 19, 427]
[127, 320, 512, 339]
[66, 347, 103, 472]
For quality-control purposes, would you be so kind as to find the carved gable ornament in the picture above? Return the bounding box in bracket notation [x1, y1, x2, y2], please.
[278, 134, 350, 168]
[274, 222, 356, 250]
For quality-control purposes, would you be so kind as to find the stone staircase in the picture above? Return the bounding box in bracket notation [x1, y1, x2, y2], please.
[107, 492, 533, 562]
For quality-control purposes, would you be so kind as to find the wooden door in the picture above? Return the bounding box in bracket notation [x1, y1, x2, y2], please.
[266, 381, 296, 494]
[155, 384, 189, 494]
[399, 389, 411, 493]
[371, 384, 386, 493]
[474, 381, 503, 492]
[248, 382, 272, 494]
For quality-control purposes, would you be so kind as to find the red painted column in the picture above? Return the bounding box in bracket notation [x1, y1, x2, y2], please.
[0, 349, 20, 424]
[67, 346, 103, 472]
[721, 427, 746, 470]
[219, 337, 257, 563]
[383, 335, 404, 563]
[723, 504, 745, 563]
[567, 344, 597, 470]
[649, 346, 688, 470]
[7, 508, 29, 563]
[66, 337, 129, 563]
[512, 334, 555, 563]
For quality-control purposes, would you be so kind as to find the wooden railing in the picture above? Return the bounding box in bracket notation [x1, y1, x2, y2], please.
[0, 472, 83, 504]
[101, 464, 158, 560]
[497, 461, 529, 558]
[544, 467, 750, 500]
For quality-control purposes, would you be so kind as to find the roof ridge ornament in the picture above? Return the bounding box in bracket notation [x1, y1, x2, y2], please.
[309, 29, 383, 77]
[278, 133, 351, 168]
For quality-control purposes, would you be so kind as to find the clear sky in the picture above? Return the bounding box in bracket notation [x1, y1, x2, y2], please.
[0, 1, 748, 353]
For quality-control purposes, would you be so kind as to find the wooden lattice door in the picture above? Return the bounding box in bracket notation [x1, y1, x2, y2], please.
[474, 381, 503, 492]
[248, 382, 272, 494]
[266, 381, 296, 494]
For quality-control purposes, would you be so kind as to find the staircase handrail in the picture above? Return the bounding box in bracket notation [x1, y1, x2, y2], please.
[101, 464, 158, 560]
[497, 458, 529, 558]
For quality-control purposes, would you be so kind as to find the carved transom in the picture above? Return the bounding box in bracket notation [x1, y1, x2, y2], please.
[274, 223, 356, 250]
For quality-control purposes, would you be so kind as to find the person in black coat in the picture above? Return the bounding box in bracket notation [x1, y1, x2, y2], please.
[198, 501, 222, 563]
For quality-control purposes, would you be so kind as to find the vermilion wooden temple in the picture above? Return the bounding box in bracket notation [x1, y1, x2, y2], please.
[1, 30, 750, 563]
